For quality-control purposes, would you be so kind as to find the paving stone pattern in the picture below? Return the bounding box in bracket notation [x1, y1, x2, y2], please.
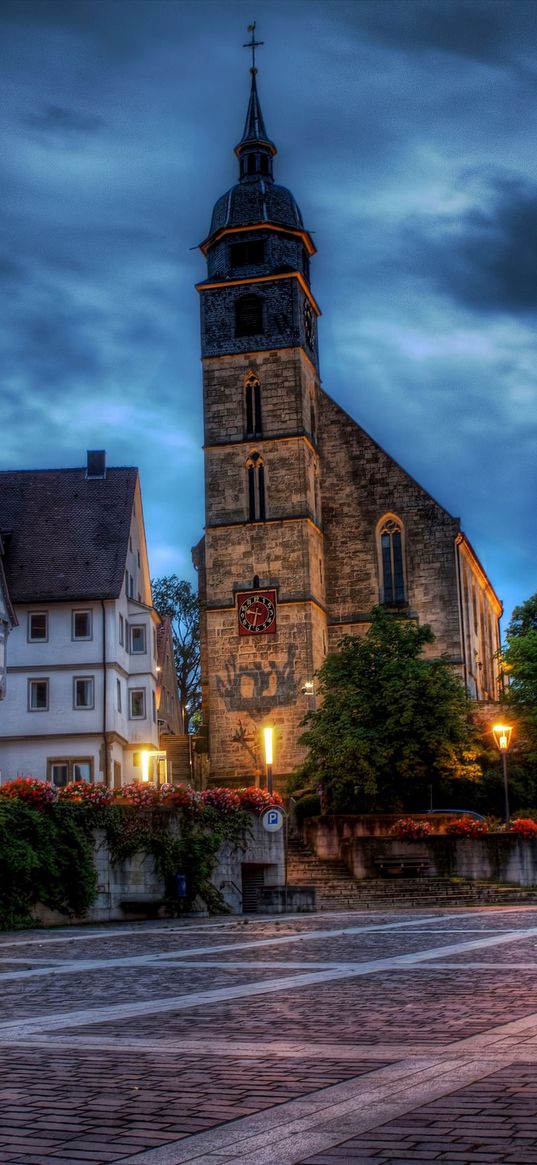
[1, 909, 537, 1163]
[298, 1066, 537, 1164]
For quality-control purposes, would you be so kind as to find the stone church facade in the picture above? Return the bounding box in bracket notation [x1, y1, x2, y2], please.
[194, 67, 502, 786]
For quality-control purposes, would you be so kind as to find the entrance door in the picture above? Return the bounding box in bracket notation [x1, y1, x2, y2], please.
[241, 864, 267, 913]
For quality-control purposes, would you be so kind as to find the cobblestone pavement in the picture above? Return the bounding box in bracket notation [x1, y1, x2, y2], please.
[2, 909, 537, 1164]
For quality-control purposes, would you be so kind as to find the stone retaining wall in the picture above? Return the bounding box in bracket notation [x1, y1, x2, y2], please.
[35, 814, 284, 926]
[303, 816, 537, 886]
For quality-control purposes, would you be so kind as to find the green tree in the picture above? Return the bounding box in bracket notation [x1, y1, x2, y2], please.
[502, 593, 537, 752]
[298, 607, 480, 813]
[151, 576, 201, 734]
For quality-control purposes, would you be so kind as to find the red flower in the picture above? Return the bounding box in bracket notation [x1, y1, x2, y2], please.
[0, 777, 57, 808]
[237, 786, 284, 812]
[510, 818, 537, 838]
[390, 817, 432, 840]
[445, 816, 489, 837]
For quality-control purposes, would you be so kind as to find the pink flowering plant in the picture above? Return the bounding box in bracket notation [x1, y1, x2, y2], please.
[237, 786, 284, 813]
[112, 781, 161, 807]
[159, 783, 203, 815]
[200, 787, 241, 814]
[58, 781, 113, 807]
[0, 777, 57, 809]
[390, 817, 432, 840]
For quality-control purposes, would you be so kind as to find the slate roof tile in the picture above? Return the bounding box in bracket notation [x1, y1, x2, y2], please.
[0, 467, 138, 603]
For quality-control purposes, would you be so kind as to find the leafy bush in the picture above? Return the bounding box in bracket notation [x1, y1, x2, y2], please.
[294, 793, 321, 825]
[0, 799, 97, 929]
[390, 817, 432, 840]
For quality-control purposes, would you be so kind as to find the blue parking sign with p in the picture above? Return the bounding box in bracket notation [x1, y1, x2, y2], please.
[262, 807, 285, 832]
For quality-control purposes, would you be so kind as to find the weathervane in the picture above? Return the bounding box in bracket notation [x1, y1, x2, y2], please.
[243, 21, 263, 74]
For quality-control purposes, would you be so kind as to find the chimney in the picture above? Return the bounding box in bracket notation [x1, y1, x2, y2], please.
[86, 450, 106, 480]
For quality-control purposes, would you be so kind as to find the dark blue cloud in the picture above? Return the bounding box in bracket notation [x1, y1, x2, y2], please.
[419, 179, 537, 313]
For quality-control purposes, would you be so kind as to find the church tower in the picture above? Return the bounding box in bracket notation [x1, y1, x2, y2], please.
[195, 47, 326, 783]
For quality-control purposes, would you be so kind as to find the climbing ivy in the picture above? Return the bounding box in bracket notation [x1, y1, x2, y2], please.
[0, 800, 98, 929]
[0, 779, 268, 928]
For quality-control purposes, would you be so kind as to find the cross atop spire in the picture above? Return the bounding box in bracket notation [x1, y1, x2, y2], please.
[235, 24, 276, 180]
[243, 22, 263, 74]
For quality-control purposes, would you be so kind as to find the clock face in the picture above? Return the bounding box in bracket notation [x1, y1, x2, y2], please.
[303, 300, 315, 349]
[237, 590, 277, 636]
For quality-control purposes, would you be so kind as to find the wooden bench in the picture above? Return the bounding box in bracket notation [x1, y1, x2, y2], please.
[374, 857, 430, 878]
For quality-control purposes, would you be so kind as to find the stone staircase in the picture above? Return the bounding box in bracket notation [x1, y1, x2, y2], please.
[286, 836, 537, 911]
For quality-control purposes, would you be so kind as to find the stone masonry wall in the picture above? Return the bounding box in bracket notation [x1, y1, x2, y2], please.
[319, 390, 463, 661]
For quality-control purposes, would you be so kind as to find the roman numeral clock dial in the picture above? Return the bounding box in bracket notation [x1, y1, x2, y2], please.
[237, 590, 277, 635]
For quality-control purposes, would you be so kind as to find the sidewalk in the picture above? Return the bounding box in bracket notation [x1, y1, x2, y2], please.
[1, 906, 537, 1164]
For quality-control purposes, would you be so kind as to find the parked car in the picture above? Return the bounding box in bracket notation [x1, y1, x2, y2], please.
[426, 809, 485, 821]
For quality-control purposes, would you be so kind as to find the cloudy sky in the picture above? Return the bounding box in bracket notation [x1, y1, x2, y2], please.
[2, 0, 536, 628]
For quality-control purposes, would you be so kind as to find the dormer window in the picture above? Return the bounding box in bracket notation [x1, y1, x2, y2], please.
[235, 294, 264, 337]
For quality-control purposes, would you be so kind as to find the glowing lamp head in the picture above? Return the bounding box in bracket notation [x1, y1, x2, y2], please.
[141, 749, 150, 782]
[263, 725, 274, 766]
[492, 723, 513, 752]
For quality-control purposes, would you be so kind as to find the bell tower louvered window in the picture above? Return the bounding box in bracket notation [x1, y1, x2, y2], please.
[246, 452, 266, 521]
[235, 294, 263, 337]
[244, 371, 262, 437]
[378, 516, 406, 604]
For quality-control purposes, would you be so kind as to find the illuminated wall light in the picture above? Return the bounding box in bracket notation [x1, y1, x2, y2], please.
[263, 725, 273, 766]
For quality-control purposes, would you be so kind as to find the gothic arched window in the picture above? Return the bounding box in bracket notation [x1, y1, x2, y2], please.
[235, 294, 264, 338]
[246, 452, 266, 522]
[244, 371, 262, 437]
[377, 515, 406, 605]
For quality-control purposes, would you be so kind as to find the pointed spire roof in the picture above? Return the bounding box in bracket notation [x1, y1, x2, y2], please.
[236, 69, 276, 157]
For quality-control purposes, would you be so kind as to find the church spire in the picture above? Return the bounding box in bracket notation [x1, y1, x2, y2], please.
[235, 24, 276, 183]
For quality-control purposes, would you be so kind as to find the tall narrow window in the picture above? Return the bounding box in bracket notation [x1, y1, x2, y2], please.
[235, 294, 263, 338]
[378, 516, 406, 604]
[244, 371, 262, 436]
[246, 452, 266, 522]
[28, 612, 48, 642]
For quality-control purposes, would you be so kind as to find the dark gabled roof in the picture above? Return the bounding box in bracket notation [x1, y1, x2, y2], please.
[0, 467, 138, 604]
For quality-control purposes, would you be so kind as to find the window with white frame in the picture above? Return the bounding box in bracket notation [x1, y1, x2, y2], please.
[72, 609, 92, 640]
[117, 678, 122, 712]
[130, 624, 146, 654]
[119, 613, 124, 646]
[129, 688, 145, 718]
[28, 678, 48, 710]
[73, 676, 94, 709]
[48, 758, 93, 786]
[28, 611, 48, 641]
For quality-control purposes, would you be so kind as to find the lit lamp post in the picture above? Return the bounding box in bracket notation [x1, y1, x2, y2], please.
[263, 725, 274, 796]
[492, 722, 513, 827]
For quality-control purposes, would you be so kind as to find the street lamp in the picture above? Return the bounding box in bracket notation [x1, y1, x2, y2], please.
[263, 725, 274, 795]
[492, 722, 513, 826]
